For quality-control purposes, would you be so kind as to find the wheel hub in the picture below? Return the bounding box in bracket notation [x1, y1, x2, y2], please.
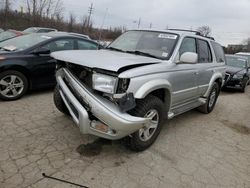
[139, 109, 159, 142]
[0, 75, 24, 98]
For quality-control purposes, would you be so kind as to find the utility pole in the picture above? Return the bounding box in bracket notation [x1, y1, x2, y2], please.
[87, 3, 94, 28]
[137, 17, 141, 29]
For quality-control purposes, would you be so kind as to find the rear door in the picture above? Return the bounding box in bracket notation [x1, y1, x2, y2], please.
[28, 38, 75, 88]
[195, 39, 214, 95]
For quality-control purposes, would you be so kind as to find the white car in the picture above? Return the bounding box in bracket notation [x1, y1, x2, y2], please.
[235, 52, 250, 66]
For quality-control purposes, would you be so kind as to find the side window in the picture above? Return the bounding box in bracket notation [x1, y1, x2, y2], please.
[43, 39, 74, 52]
[77, 40, 98, 50]
[179, 37, 196, 56]
[211, 42, 225, 63]
[197, 39, 212, 63]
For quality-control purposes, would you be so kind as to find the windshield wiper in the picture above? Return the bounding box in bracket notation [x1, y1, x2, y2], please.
[106, 47, 125, 52]
[126, 50, 159, 59]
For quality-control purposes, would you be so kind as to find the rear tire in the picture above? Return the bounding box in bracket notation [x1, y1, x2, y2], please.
[0, 70, 28, 101]
[198, 82, 219, 114]
[54, 85, 69, 115]
[125, 95, 164, 151]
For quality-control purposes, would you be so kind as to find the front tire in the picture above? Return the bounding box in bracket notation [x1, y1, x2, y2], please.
[54, 85, 69, 115]
[198, 82, 219, 114]
[0, 70, 28, 101]
[125, 95, 164, 151]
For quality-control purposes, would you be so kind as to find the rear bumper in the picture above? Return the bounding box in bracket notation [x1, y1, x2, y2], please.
[56, 68, 149, 140]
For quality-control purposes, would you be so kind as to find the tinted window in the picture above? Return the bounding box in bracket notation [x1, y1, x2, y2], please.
[197, 39, 212, 63]
[211, 42, 225, 63]
[44, 39, 74, 52]
[179, 37, 196, 56]
[77, 40, 98, 50]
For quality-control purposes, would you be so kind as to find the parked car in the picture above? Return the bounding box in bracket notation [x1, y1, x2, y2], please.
[0, 29, 24, 42]
[52, 29, 226, 151]
[224, 54, 249, 92]
[23, 27, 57, 34]
[0, 32, 100, 100]
[235, 52, 250, 66]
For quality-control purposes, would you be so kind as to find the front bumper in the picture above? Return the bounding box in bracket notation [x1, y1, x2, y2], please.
[56, 68, 149, 140]
[224, 75, 247, 89]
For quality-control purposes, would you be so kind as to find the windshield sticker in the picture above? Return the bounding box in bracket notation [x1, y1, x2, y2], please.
[158, 34, 177, 39]
[162, 52, 168, 57]
[3, 45, 17, 51]
[41, 35, 52, 39]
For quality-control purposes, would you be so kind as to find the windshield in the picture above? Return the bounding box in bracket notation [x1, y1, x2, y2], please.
[108, 30, 178, 59]
[226, 56, 247, 68]
[0, 31, 16, 42]
[0, 34, 51, 51]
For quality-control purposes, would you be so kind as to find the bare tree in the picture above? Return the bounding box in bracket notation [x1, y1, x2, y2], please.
[68, 13, 76, 32]
[243, 38, 250, 51]
[25, 0, 64, 24]
[80, 15, 88, 33]
[1, 0, 13, 28]
[197, 25, 212, 37]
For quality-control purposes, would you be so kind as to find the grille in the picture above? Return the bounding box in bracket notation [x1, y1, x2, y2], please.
[66, 63, 93, 89]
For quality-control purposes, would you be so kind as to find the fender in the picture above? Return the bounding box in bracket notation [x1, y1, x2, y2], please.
[204, 72, 223, 97]
[134, 79, 172, 99]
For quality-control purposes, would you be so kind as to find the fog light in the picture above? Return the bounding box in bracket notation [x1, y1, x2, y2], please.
[91, 121, 116, 134]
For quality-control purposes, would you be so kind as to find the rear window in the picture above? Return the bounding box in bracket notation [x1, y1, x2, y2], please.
[211, 41, 225, 63]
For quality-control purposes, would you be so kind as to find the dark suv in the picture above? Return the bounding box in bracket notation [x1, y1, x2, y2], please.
[224, 54, 250, 92]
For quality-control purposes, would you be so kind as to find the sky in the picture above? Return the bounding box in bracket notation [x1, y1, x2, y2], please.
[14, 0, 250, 46]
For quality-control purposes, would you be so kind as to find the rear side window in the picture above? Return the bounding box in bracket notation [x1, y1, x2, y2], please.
[43, 39, 74, 52]
[211, 42, 225, 63]
[197, 39, 212, 63]
[77, 40, 98, 50]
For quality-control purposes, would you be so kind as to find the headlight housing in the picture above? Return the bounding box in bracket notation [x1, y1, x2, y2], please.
[233, 74, 243, 79]
[92, 73, 118, 94]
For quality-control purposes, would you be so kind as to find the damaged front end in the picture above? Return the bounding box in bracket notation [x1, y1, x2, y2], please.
[55, 66, 150, 140]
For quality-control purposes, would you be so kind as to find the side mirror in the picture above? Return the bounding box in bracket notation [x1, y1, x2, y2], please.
[177, 52, 198, 64]
[32, 47, 50, 55]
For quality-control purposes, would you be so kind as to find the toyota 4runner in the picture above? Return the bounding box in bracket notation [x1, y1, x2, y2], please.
[51, 29, 226, 151]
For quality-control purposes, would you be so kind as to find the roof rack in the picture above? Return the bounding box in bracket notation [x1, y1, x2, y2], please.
[168, 29, 201, 35]
[168, 28, 215, 41]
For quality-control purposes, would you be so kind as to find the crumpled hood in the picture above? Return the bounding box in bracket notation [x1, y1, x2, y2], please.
[51, 49, 161, 72]
[226, 65, 246, 75]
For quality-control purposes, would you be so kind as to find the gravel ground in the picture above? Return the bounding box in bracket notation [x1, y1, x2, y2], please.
[0, 87, 250, 188]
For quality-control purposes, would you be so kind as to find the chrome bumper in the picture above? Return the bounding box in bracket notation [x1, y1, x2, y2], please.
[56, 68, 149, 140]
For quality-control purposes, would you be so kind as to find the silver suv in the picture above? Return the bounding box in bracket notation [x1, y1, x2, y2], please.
[52, 29, 226, 151]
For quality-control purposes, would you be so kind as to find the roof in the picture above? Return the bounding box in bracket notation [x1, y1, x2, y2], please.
[26, 27, 57, 30]
[28, 32, 86, 38]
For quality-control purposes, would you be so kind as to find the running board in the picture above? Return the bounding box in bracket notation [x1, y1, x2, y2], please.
[168, 98, 206, 119]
